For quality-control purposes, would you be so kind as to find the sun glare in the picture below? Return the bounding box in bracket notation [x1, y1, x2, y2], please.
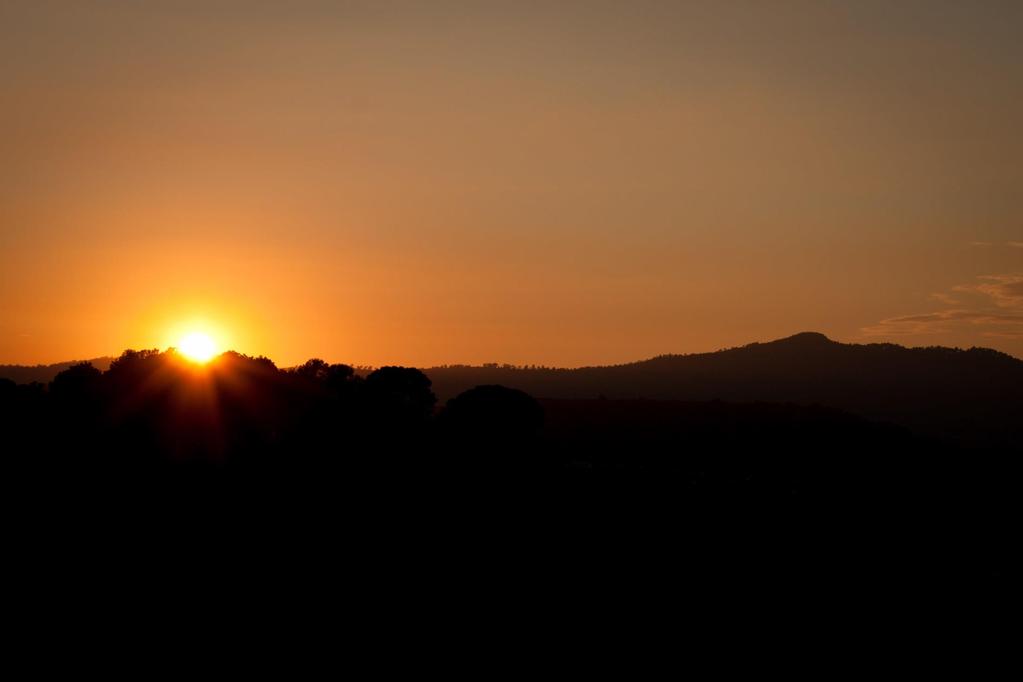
[178, 332, 218, 363]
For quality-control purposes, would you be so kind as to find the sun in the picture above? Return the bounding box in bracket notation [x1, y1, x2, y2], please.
[178, 331, 219, 363]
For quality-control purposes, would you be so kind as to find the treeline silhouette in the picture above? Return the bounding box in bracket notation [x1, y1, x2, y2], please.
[1, 343, 1013, 591]
[1, 345, 940, 482]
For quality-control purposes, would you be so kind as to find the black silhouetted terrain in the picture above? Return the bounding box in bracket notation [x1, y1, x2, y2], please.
[426, 332, 1023, 448]
[0, 356, 113, 385]
[1, 336, 1016, 593]
[9, 332, 1020, 448]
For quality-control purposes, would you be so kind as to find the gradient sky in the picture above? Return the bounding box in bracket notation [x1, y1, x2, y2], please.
[2, 1, 1021, 366]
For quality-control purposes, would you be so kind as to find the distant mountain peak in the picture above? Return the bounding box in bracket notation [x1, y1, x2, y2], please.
[771, 331, 835, 346]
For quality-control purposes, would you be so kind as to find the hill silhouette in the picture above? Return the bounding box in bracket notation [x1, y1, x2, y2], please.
[6, 333, 1020, 447]
[1, 340, 1014, 592]
[0, 356, 113, 385]
[426, 332, 1023, 447]
[5, 333, 1020, 448]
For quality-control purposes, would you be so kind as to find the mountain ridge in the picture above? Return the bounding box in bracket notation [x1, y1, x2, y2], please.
[422, 333, 1023, 447]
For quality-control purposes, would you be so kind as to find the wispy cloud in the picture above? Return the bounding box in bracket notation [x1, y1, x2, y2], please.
[954, 274, 1023, 308]
[1009, 242, 1023, 249]
[929, 292, 961, 306]
[863, 272, 1023, 340]
[863, 310, 1023, 337]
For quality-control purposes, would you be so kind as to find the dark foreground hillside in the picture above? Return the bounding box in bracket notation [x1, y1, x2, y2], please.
[1, 346, 1014, 600]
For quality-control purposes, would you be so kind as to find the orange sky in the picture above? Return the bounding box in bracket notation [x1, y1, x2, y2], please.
[2, 1, 1021, 366]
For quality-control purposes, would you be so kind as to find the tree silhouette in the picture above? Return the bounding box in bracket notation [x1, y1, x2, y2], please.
[442, 385, 543, 444]
[49, 362, 102, 404]
[364, 366, 436, 429]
